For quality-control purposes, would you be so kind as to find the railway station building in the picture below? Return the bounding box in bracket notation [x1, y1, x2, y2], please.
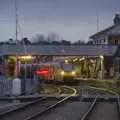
[0, 44, 119, 80]
[88, 13, 120, 79]
[90, 13, 120, 45]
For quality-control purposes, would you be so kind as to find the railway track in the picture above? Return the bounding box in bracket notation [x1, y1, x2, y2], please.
[0, 86, 76, 120]
[80, 89, 120, 120]
[1, 85, 119, 120]
[28, 87, 115, 120]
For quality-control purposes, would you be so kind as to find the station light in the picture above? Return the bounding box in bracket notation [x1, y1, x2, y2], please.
[79, 57, 85, 61]
[71, 71, 76, 75]
[18, 55, 33, 60]
[75, 58, 78, 61]
[100, 55, 104, 60]
[90, 60, 94, 63]
[8, 56, 16, 61]
[61, 71, 65, 75]
[73, 58, 78, 62]
[65, 60, 68, 63]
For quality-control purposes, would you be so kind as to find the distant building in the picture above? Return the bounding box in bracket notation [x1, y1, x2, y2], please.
[90, 13, 120, 45]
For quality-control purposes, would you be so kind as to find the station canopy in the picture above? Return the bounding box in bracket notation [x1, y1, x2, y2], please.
[0, 45, 118, 56]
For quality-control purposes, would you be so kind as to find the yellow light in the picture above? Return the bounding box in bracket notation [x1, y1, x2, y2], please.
[65, 60, 68, 63]
[71, 71, 76, 75]
[73, 58, 78, 62]
[8, 56, 16, 61]
[73, 59, 76, 62]
[61, 71, 65, 75]
[79, 58, 83, 61]
[75, 58, 77, 61]
[100, 55, 104, 60]
[18, 55, 33, 60]
[79, 57, 85, 61]
[90, 60, 94, 63]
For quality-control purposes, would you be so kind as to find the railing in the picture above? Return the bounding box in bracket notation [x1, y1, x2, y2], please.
[0, 78, 12, 96]
[0, 77, 37, 97]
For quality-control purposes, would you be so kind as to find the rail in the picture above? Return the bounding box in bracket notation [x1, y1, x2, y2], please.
[0, 97, 46, 118]
[0, 85, 76, 120]
[24, 86, 77, 120]
[80, 86, 120, 120]
[80, 96, 98, 120]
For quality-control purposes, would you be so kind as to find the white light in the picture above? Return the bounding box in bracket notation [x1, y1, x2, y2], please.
[18, 55, 33, 60]
[79, 57, 85, 61]
[90, 60, 94, 63]
[73, 58, 78, 62]
[65, 60, 68, 63]
[61, 71, 65, 75]
[75, 58, 77, 60]
[72, 71, 75, 75]
[100, 55, 104, 60]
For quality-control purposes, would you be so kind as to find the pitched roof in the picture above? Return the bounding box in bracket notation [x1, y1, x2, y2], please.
[89, 25, 116, 39]
[0, 44, 118, 56]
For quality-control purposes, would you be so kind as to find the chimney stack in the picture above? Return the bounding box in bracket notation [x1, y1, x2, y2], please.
[113, 13, 120, 25]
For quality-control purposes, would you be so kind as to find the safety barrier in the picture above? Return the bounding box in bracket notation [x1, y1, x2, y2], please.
[0, 78, 12, 96]
[0, 77, 38, 97]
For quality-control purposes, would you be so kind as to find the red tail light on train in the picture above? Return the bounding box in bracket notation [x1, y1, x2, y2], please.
[35, 68, 49, 75]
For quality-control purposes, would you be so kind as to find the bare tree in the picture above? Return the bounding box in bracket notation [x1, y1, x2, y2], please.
[73, 40, 85, 45]
[86, 40, 93, 45]
[4, 38, 16, 44]
[20, 37, 31, 45]
[61, 40, 71, 45]
[32, 33, 61, 45]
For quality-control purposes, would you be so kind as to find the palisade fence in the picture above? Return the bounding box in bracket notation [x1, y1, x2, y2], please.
[0, 77, 38, 96]
[0, 77, 12, 96]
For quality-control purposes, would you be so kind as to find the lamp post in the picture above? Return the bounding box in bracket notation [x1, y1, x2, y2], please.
[100, 55, 104, 79]
[14, 0, 19, 78]
[96, 8, 104, 79]
[15, 0, 18, 44]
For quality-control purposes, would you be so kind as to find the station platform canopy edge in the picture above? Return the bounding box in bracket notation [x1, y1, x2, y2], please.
[0, 45, 118, 57]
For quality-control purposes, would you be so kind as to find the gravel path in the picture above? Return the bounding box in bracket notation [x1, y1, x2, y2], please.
[34, 101, 90, 120]
[89, 102, 119, 120]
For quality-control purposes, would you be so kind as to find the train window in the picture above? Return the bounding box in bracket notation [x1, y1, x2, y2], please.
[62, 63, 73, 71]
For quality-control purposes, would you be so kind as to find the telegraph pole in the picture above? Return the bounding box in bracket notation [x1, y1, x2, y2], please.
[15, 0, 18, 44]
[96, 8, 104, 79]
[96, 8, 100, 33]
[15, 0, 19, 78]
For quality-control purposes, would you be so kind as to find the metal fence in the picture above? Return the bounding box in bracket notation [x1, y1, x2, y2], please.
[0, 77, 38, 97]
[0, 78, 12, 96]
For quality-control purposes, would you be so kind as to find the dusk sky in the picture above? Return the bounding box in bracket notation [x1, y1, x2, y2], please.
[0, 0, 120, 42]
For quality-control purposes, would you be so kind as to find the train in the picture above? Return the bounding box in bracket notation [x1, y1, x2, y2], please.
[34, 60, 76, 82]
[19, 58, 76, 83]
